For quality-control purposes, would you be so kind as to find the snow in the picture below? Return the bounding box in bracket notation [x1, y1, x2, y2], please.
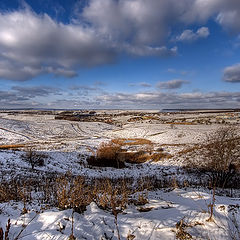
[0, 189, 240, 239]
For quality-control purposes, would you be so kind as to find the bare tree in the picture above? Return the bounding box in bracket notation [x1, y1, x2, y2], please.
[198, 127, 240, 188]
[22, 147, 46, 170]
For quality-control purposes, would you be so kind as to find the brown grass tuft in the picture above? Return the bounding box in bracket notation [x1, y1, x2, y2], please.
[111, 138, 152, 146]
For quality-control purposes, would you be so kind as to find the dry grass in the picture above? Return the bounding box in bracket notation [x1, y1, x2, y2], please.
[0, 144, 25, 149]
[151, 152, 172, 162]
[177, 146, 201, 156]
[118, 151, 150, 164]
[111, 138, 152, 146]
[87, 139, 154, 167]
[87, 139, 172, 167]
[175, 218, 193, 240]
[160, 143, 187, 147]
[87, 141, 125, 168]
[96, 142, 121, 159]
[0, 175, 141, 213]
[123, 151, 172, 163]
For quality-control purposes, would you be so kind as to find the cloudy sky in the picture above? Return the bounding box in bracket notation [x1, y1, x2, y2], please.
[0, 0, 240, 109]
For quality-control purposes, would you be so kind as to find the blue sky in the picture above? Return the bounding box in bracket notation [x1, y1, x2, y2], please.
[0, 0, 240, 109]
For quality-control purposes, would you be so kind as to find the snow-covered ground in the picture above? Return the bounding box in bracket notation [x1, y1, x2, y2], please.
[0, 112, 240, 239]
[0, 189, 240, 240]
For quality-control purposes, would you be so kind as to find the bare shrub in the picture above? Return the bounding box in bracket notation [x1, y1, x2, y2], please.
[189, 127, 240, 188]
[22, 147, 47, 170]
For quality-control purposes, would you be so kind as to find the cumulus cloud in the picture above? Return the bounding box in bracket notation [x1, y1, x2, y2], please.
[81, 0, 212, 44]
[0, 9, 116, 81]
[0, 0, 240, 81]
[223, 63, 240, 82]
[181, 0, 240, 33]
[82, 0, 240, 44]
[82, 0, 177, 45]
[156, 79, 189, 89]
[0, 7, 179, 81]
[176, 27, 210, 42]
[216, 0, 240, 33]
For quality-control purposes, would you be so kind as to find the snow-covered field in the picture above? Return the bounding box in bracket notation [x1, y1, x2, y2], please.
[0, 111, 240, 239]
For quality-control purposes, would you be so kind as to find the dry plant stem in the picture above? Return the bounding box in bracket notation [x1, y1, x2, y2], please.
[175, 218, 192, 240]
[114, 211, 121, 240]
[0, 219, 11, 240]
[111, 191, 121, 240]
[5, 219, 10, 240]
[22, 185, 27, 215]
[71, 209, 74, 238]
[207, 184, 216, 222]
[0, 228, 3, 240]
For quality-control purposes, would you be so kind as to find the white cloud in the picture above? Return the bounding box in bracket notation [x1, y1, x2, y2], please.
[176, 27, 210, 42]
[0, 0, 240, 81]
[82, 0, 240, 45]
[0, 9, 115, 81]
[223, 63, 240, 82]
[0, 7, 178, 81]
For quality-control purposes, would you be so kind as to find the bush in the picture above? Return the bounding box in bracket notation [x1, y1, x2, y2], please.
[189, 127, 240, 188]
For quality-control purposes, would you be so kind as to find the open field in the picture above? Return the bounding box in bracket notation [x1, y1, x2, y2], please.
[0, 110, 240, 239]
